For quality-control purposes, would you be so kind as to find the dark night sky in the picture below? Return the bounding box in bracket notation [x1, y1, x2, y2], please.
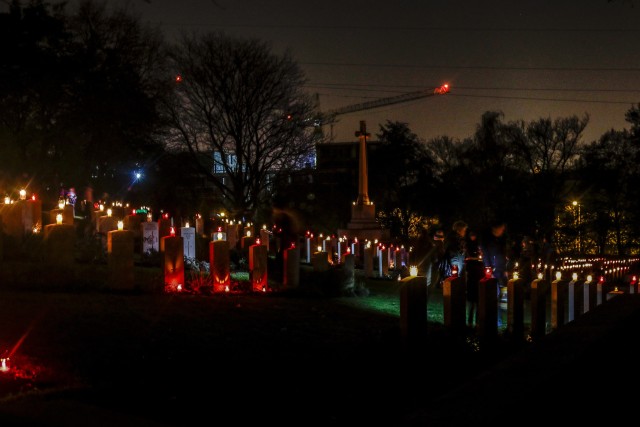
[68, 1, 640, 141]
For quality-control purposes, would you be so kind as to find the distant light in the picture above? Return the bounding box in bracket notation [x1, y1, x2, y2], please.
[175, 75, 182, 83]
[572, 200, 578, 206]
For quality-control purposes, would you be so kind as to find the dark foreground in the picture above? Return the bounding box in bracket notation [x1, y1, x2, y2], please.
[0, 283, 638, 426]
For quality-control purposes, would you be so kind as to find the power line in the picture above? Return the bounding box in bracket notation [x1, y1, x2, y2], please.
[301, 61, 640, 72]
[448, 93, 636, 105]
[307, 82, 640, 93]
[313, 92, 637, 106]
[155, 22, 640, 33]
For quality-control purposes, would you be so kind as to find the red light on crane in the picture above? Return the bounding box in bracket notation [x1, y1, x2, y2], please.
[434, 83, 450, 95]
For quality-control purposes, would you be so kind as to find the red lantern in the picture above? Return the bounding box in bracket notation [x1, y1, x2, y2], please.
[484, 267, 493, 279]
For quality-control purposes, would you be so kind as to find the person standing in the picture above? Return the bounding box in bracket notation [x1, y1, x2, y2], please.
[424, 229, 446, 296]
[445, 220, 468, 277]
[480, 221, 509, 289]
[465, 230, 483, 327]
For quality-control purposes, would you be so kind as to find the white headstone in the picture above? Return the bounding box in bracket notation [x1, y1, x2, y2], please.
[142, 221, 159, 254]
[181, 226, 196, 259]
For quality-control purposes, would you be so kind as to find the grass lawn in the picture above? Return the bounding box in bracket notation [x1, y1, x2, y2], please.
[0, 275, 513, 426]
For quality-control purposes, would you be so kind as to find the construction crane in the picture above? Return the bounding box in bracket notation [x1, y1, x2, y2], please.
[315, 83, 450, 141]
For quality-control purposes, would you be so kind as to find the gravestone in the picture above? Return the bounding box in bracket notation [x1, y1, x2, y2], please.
[209, 240, 230, 292]
[343, 254, 355, 292]
[141, 221, 159, 254]
[551, 279, 569, 330]
[181, 226, 196, 259]
[478, 277, 498, 340]
[163, 235, 184, 290]
[43, 223, 75, 267]
[530, 278, 549, 340]
[568, 279, 585, 322]
[400, 276, 427, 341]
[506, 278, 524, 341]
[583, 279, 597, 313]
[364, 245, 374, 278]
[108, 229, 134, 290]
[312, 251, 330, 272]
[443, 275, 466, 332]
[249, 243, 268, 292]
[283, 246, 300, 289]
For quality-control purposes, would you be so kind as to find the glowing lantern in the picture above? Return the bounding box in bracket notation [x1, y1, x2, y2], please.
[317, 245, 322, 252]
[246, 230, 251, 238]
[256, 238, 261, 245]
[147, 213, 152, 222]
[262, 285, 266, 293]
[107, 208, 113, 217]
[117, 220, 124, 231]
[513, 271, 519, 280]
[217, 232, 223, 241]
[409, 265, 418, 277]
[19, 189, 26, 200]
[56, 214, 63, 225]
[572, 272, 578, 281]
[587, 275, 593, 283]
[31, 194, 36, 201]
[177, 284, 182, 292]
[58, 199, 65, 210]
[555, 271, 562, 281]
[599, 276, 605, 283]
[451, 264, 459, 277]
[225, 285, 230, 292]
[185, 221, 190, 228]
[3, 196, 10, 205]
[99, 204, 104, 211]
[290, 242, 296, 249]
[537, 272, 543, 280]
[0, 358, 8, 372]
[485, 267, 493, 279]
[170, 227, 176, 236]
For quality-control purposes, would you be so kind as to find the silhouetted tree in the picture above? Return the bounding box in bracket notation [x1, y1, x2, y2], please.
[372, 121, 436, 241]
[163, 32, 317, 219]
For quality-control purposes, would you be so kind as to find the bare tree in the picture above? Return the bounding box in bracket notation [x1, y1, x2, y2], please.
[164, 32, 317, 218]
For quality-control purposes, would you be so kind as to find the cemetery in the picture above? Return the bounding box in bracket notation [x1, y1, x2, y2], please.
[1, 173, 640, 425]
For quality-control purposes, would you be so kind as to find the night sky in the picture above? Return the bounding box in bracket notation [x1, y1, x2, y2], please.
[80, 1, 640, 141]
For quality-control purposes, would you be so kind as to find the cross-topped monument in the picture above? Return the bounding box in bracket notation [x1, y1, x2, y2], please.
[355, 120, 371, 206]
[338, 120, 389, 241]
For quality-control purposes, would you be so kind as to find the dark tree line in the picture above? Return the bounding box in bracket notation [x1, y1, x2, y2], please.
[0, 0, 168, 205]
[325, 108, 639, 256]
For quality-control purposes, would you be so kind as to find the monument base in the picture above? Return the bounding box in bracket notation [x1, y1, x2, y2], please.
[338, 202, 389, 242]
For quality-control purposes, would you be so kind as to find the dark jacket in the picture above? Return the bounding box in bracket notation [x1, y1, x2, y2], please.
[480, 231, 508, 272]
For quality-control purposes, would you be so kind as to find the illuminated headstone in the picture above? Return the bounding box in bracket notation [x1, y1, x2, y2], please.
[249, 243, 268, 292]
[163, 234, 184, 291]
[141, 221, 159, 254]
[209, 239, 230, 293]
[180, 226, 196, 259]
